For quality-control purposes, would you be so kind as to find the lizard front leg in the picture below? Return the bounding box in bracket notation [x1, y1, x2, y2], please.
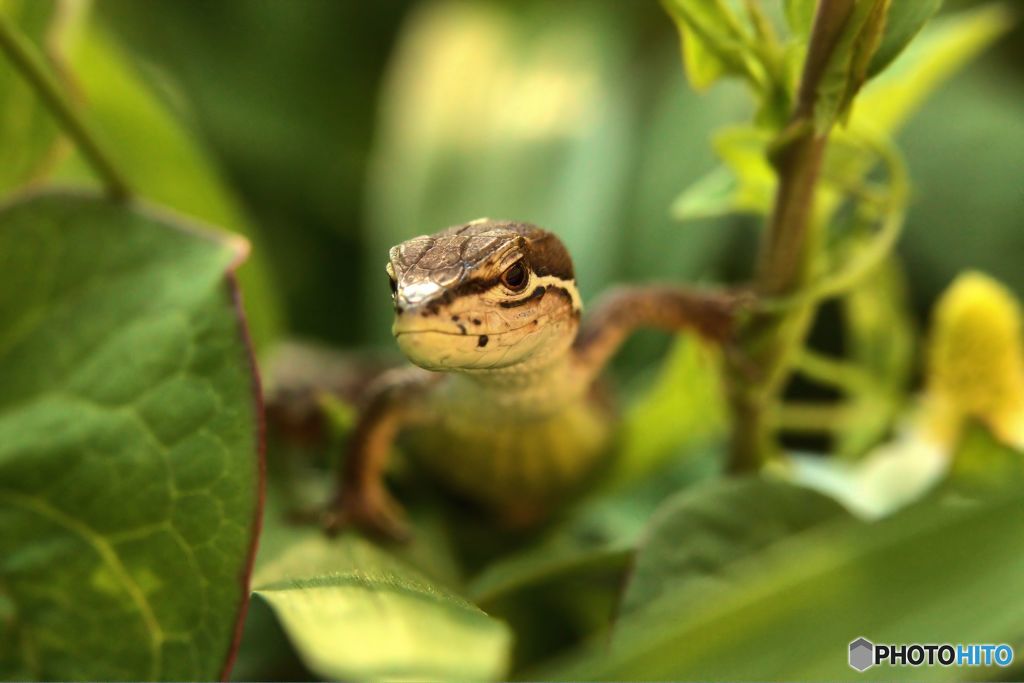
[572, 285, 748, 380]
[324, 366, 438, 541]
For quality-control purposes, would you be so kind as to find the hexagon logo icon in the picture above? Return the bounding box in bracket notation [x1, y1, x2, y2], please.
[849, 637, 875, 672]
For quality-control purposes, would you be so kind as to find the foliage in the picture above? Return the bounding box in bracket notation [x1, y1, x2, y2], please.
[0, 1, 61, 193]
[663, 0, 1012, 471]
[1, 0, 1021, 681]
[0, 193, 261, 679]
[549, 468, 1024, 680]
[616, 477, 849, 620]
[52, 16, 282, 348]
[254, 532, 510, 681]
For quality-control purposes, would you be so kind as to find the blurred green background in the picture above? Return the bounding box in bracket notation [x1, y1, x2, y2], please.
[94, 0, 1024, 367]
[3, 2, 1023, 680]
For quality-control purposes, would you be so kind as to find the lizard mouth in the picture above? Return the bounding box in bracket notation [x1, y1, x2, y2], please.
[392, 317, 542, 339]
[392, 317, 548, 370]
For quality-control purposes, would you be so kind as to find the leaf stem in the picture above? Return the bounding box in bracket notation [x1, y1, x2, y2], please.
[758, 0, 856, 293]
[758, 136, 908, 312]
[0, 15, 130, 200]
[725, 0, 859, 472]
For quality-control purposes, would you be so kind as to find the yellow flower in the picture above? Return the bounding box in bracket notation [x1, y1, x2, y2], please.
[921, 271, 1024, 448]
[781, 271, 1024, 518]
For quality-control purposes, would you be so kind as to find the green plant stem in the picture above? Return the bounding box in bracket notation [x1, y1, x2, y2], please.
[725, 0, 857, 473]
[0, 15, 129, 200]
[759, 135, 909, 313]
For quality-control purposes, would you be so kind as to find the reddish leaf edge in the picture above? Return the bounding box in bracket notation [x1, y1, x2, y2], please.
[132, 191, 267, 681]
[0, 187, 268, 681]
[219, 267, 267, 682]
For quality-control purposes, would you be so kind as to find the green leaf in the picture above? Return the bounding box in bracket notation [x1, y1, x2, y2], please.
[465, 448, 721, 674]
[801, 2, 1005, 241]
[618, 477, 849, 619]
[798, 5, 1006, 231]
[852, 4, 1013, 136]
[661, 0, 759, 91]
[677, 18, 729, 91]
[714, 124, 775, 212]
[253, 534, 511, 681]
[0, 192, 262, 680]
[232, 466, 470, 680]
[51, 18, 282, 349]
[547, 488, 1024, 680]
[255, 461, 467, 599]
[669, 166, 740, 221]
[671, 125, 775, 220]
[868, 0, 942, 77]
[814, 0, 890, 130]
[612, 335, 727, 485]
[246, 473, 494, 680]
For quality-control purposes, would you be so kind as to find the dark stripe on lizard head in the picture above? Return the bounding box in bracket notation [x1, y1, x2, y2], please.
[499, 286, 547, 308]
[389, 220, 585, 372]
[389, 219, 579, 314]
[521, 229, 574, 281]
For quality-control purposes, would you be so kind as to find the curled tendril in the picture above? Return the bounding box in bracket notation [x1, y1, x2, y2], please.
[757, 131, 909, 313]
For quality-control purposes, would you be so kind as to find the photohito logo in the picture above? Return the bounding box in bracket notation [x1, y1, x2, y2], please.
[848, 637, 1014, 672]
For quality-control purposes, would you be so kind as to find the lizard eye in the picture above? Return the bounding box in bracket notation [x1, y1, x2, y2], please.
[388, 272, 398, 296]
[501, 260, 529, 292]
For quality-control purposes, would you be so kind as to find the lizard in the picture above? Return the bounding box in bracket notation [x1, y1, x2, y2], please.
[324, 218, 743, 541]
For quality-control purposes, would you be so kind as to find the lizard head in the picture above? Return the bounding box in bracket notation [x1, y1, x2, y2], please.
[386, 219, 582, 371]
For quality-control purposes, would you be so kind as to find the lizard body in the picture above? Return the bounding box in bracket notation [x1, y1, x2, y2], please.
[329, 219, 738, 539]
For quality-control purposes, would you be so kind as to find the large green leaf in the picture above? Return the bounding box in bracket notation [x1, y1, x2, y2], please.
[0, 192, 263, 680]
[618, 477, 850, 619]
[548, 486, 1024, 680]
[253, 533, 510, 681]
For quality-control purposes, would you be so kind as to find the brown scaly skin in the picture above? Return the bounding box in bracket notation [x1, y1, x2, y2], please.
[325, 219, 745, 541]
